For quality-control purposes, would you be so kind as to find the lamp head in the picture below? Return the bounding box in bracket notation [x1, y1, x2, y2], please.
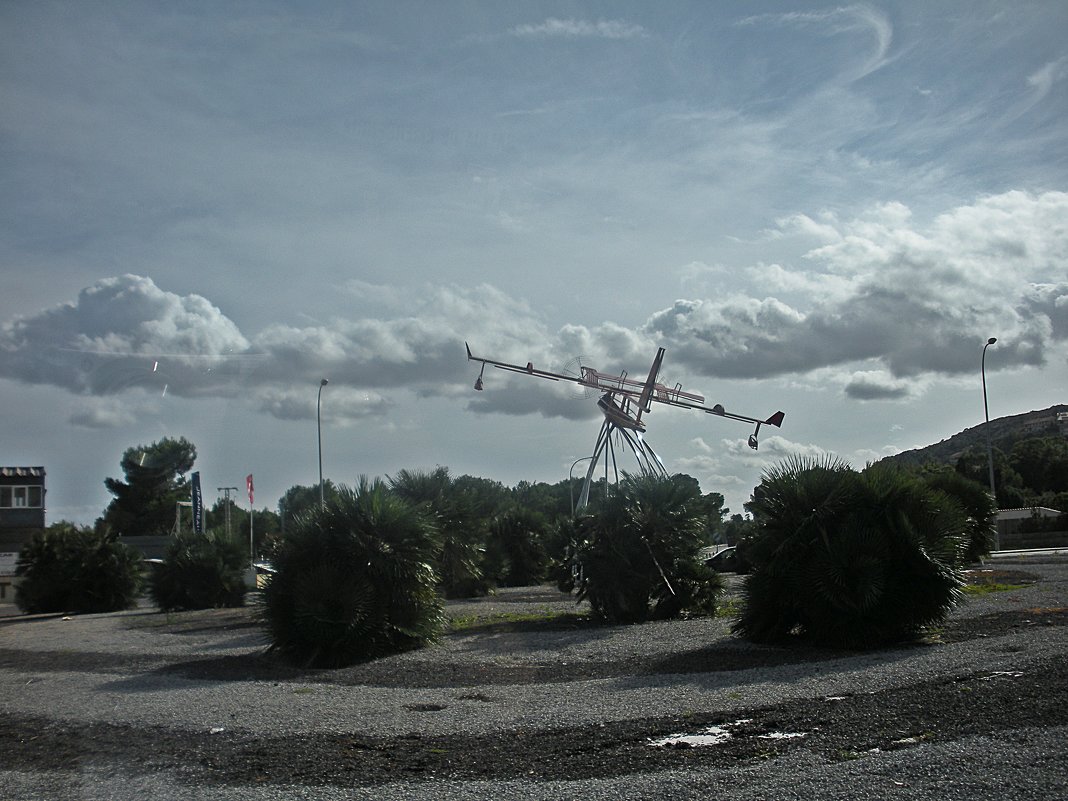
[986, 337, 997, 346]
[320, 378, 329, 387]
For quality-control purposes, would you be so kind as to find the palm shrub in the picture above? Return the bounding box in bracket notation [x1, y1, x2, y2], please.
[733, 456, 969, 649]
[574, 474, 723, 623]
[148, 529, 249, 612]
[483, 508, 550, 587]
[918, 470, 997, 563]
[548, 515, 583, 593]
[388, 467, 488, 598]
[16, 524, 142, 614]
[261, 478, 445, 667]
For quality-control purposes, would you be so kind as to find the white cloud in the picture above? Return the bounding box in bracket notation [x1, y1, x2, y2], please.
[510, 18, 647, 40]
[256, 386, 391, 427]
[643, 191, 1068, 382]
[2, 192, 1064, 432]
[735, 5, 893, 81]
[1026, 56, 1068, 101]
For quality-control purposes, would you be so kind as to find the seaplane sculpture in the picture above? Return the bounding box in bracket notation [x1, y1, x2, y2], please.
[466, 343, 785, 509]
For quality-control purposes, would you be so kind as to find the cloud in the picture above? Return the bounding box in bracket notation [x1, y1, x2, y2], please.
[1026, 56, 1068, 102]
[510, 18, 647, 40]
[843, 371, 917, 401]
[2, 192, 1063, 430]
[256, 386, 392, 427]
[643, 191, 1068, 382]
[735, 5, 892, 80]
[0, 274, 251, 396]
[0, 275, 550, 421]
[68, 399, 139, 429]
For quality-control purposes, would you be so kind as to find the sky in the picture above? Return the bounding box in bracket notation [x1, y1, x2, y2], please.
[1, 1, 1065, 526]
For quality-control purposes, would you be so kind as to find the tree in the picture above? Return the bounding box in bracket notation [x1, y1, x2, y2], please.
[452, 475, 512, 519]
[483, 508, 550, 587]
[208, 498, 281, 558]
[101, 437, 197, 536]
[278, 481, 340, 530]
[954, 446, 1027, 508]
[1010, 437, 1068, 496]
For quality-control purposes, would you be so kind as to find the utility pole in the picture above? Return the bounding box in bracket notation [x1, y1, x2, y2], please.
[217, 486, 239, 537]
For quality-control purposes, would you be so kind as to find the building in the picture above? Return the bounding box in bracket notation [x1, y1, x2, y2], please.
[0, 466, 46, 601]
[997, 506, 1067, 550]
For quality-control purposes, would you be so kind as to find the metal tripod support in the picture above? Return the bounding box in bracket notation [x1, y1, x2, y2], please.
[575, 418, 668, 510]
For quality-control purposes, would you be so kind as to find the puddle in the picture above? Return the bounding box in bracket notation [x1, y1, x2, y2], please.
[648, 718, 757, 748]
[648, 725, 734, 748]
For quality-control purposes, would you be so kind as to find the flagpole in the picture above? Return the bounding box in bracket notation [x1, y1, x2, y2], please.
[246, 474, 255, 563]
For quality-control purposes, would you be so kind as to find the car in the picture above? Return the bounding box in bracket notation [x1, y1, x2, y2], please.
[705, 546, 741, 573]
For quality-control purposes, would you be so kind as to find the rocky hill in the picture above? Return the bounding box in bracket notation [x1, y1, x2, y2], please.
[880, 404, 1068, 468]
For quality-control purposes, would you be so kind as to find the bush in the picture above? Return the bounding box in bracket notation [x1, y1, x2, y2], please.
[148, 529, 249, 612]
[919, 470, 997, 562]
[733, 456, 968, 649]
[388, 467, 488, 599]
[573, 475, 723, 623]
[482, 508, 550, 587]
[261, 478, 445, 667]
[15, 524, 143, 614]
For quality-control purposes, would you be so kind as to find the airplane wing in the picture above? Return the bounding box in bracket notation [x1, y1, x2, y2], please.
[467, 341, 784, 447]
[466, 342, 575, 387]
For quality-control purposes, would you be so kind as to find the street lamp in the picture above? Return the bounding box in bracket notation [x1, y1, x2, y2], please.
[981, 336, 997, 509]
[317, 378, 329, 508]
[569, 456, 594, 517]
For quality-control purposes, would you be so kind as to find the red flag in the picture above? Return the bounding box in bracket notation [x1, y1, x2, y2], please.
[246, 474, 254, 505]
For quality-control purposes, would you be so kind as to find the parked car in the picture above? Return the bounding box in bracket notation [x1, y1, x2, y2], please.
[705, 546, 741, 573]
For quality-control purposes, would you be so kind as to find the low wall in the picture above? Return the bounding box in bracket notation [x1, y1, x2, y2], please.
[998, 530, 1068, 550]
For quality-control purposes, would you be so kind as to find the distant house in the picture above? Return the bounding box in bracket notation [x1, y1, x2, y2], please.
[997, 506, 1066, 550]
[0, 466, 46, 601]
[0, 466, 45, 535]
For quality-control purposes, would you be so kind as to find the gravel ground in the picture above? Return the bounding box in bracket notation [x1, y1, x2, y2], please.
[1, 556, 1066, 800]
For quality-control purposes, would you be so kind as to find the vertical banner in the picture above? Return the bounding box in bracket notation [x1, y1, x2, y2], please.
[246, 474, 254, 505]
[191, 471, 203, 534]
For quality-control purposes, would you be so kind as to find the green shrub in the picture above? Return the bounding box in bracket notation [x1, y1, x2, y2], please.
[573, 474, 723, 623]
[733, 456, 968, 649]
[483, 508, 550, 587]
[148, 529, 249, 612]
[15, 524, 142, 614]
[388, 467, 488, 599]
[261, 478, 445, 667]
[918, 470, 997, 562]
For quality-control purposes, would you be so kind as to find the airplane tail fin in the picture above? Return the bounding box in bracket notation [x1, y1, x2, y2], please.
[765, 410, 785, 428]
[636, 347, 665, 423]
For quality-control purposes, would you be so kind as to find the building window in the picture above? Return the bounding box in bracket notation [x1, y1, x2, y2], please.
[0, 486, 43, 508]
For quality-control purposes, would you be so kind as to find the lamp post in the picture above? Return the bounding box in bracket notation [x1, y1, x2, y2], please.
[981, 338, 998, 549]
[317, 378, 329, 508]
[570, 456, 594, 517]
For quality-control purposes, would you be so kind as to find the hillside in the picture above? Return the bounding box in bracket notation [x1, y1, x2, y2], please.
[880, 404, 1068, 468]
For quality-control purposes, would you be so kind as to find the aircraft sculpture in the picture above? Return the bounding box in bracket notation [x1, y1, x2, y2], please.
[466, 342, 784, 509]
